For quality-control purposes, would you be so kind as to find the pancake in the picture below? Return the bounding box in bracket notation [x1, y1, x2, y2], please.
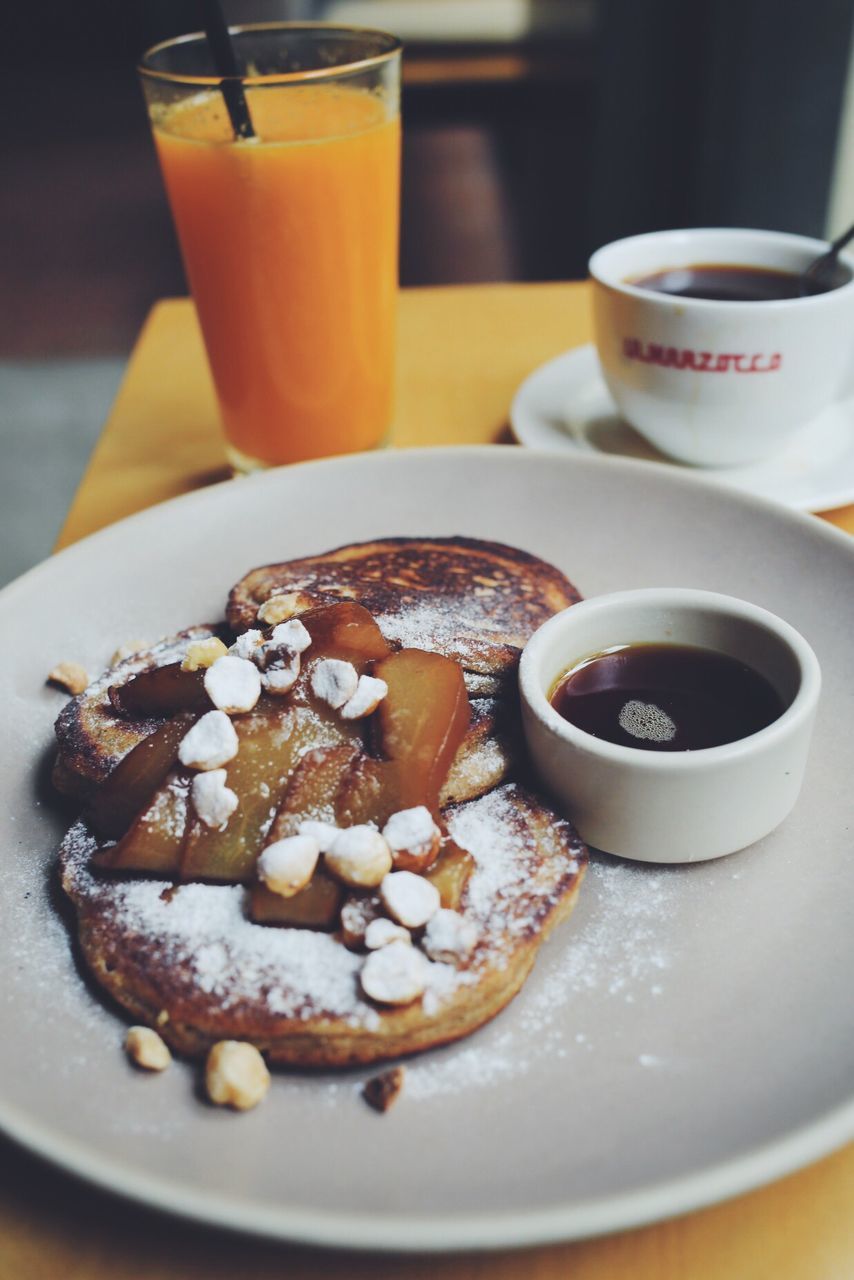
[59, 783, 587, 1066]
[226, 537, 582, 675]
[53, 539, 587, 1074]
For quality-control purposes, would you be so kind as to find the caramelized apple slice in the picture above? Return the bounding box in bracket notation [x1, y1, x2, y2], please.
[249, 867, 343, 929]
[89, 711, 197, 841]
[300, 602, 391, 668]
[373, 649, 470, 804]
[423, 842, 476, 910]
[336, 649, 470, 828]
[335, 755, 385, 827]
[181, 706, 353, 883]
[108, 663, 210, 718]
[93, 771, 191, 875]
[266, 742, 360, 843]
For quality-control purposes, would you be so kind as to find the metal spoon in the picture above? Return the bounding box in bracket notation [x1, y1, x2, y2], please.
[800, 219, 854, 295]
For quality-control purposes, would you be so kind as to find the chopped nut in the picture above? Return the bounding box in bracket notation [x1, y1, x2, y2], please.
[261, 651, 301, 695]
[47, 661, 89, 696]
[326, 825, 392, 888]
[125, 1026, 172, 1072]
[339, 894, 383, 949]
[381, 870, 441, 930]
[361, 941, 429, 1005]
[383, 806, 441, 872]
[270, 619, 312, 654]
[364, 917, 411, 950]
[257, 591, 318, 625]
[178, 710, 239, 771]
[181, 637, 229, 675]
[110, 639, 149, 666]
[363, 1066, 406, 1113]
[229, 629, 264, 660]
[181, 636, 228, 671]
[204, 655, 262, 714]
[253, 635, 302, 695]
[205, 1041, 270, 1111]
[191, 769, 238, 829]
[257, 835, 320, 898]
[423, 908, 478, 963]
[311, 658, 358, 709]
[339, 675, 388, 720]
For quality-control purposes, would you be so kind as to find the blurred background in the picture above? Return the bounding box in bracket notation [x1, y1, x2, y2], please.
[2, 0, 854, 579]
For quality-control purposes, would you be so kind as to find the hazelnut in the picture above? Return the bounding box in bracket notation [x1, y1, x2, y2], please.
[361, 941, 429, 1005]
[181, 636, 228, 671]
[257, 591, 318, 625]
[203, 655, 262, 714]
[257, 835, 320, 898]
[125, 1026, 171, 1072]
[205, 1041, 270, 1111]
[364, 918, 412, 950]
[382, 806, 441, 872]
[310, 658, 359, 710]
[326, 826, 392, 888]
[362, 1066, 406, 1113]
[47, 661, 89, 696]
[380, 871, 441, 930]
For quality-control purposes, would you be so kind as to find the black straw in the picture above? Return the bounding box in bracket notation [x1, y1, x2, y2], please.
[200, 0, 255, 139]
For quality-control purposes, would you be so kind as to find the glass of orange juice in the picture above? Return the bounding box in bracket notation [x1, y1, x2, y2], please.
[139, 24, 401, 471]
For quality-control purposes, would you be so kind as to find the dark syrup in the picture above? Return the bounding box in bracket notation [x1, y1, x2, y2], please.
[629, 262, 848, 302]
[550, 644, 785, 752]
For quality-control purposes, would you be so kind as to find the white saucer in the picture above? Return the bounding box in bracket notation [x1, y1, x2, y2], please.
[510, 344, 854, 511]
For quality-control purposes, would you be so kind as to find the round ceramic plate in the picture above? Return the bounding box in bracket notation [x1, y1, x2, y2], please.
[510, 344, 854, 512]
[2, 447, 854, 1252]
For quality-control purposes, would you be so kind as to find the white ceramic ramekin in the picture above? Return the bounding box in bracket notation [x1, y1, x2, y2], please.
[589, 228, 854, 466]
[518, 588, 821, 863]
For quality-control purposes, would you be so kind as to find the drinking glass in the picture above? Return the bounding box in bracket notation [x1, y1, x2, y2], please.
[139, 24, 401, 471]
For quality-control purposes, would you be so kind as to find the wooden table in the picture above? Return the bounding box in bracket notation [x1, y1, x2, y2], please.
[4, 283, 852, 1279]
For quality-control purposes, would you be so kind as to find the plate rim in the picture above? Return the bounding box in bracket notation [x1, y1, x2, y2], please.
[4, 444, 854, 1252]
[8, 444, 854, 612]
[2, 1071, 854, 1252]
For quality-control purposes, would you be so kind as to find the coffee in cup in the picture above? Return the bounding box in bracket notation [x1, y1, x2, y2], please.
[588, 228, 854, 467]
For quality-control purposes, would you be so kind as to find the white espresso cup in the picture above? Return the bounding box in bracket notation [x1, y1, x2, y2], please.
[589, 228, 854, 466]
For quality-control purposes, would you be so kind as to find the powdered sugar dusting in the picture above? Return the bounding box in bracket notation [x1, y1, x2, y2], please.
[22, 786, 675, 1113]
[448, 785, 581, 944]
[519, 859, 672, 1043]
[61, 823, 375, 1026]
[443, 728, 507, 802]
[59, 782, 575, 1036]
[52, 732, 669, 1105]
[378, 600, 510, 668]
[406, 856, 675, 1101]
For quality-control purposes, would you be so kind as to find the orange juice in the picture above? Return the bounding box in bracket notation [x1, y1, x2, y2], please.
[152, 84, 400, 467]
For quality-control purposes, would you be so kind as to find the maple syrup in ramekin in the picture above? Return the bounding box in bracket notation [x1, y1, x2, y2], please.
[550, 643, 785, 752]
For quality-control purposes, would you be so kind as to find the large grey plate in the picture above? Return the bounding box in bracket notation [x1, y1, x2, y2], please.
[2, 446, 853, 1252]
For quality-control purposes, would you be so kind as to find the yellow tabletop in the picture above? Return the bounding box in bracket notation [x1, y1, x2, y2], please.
[4, 283, 848, 1279]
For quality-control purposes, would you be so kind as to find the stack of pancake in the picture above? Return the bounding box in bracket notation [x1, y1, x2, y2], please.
[55, 538, 588, 1066]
